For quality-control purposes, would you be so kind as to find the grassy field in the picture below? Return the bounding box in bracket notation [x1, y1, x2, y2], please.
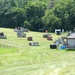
[0, 28, 75, 75]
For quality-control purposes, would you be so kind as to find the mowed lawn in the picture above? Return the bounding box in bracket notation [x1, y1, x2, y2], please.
[0, 28, 75, 75]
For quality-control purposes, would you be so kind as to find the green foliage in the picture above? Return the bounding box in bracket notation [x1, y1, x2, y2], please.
[53, 0, 75, 31]
[42, 0, 75, 32]
[0, 0, 75, 31]
[24, 21, 31, 28]
[42, 10, 61, 32]
[24, 2, 46, 31]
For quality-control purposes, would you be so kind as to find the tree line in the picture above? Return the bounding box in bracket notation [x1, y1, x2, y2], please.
[0, 0, 75, 32]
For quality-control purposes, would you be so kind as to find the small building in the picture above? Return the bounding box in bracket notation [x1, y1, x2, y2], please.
[67, 33, 75, 48]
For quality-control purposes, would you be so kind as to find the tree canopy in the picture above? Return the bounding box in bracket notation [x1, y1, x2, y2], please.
[0, 0, 75, 32]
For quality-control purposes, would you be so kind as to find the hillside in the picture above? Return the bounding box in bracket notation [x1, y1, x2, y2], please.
[0, 28, 75, 75]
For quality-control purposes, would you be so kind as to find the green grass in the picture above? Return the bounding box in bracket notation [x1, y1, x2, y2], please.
[0, 28, 75, 75]
[0, 47, 17, 54]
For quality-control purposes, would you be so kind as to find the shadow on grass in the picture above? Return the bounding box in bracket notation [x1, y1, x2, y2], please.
[66, 48, 75, 51]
